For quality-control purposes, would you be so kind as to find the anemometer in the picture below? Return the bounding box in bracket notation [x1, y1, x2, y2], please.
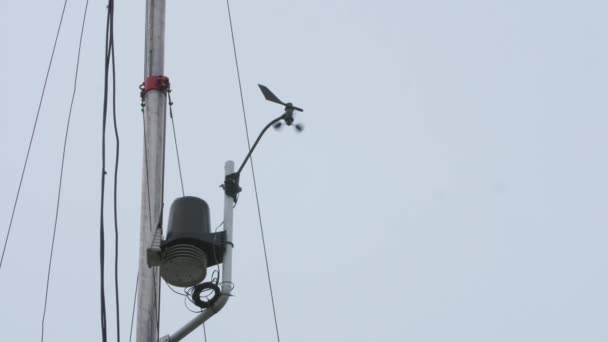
[145, 85, 304, 342]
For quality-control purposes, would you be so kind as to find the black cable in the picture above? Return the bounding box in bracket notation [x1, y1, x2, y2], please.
[192, 282, 221, 309]
[0, 0, 69, 272]
[109, 3, 121, 340]
[108, 16, 123, 342]
[225, 1, 281, 341]
[39, 1, 89, 340]
[168, 91, 186, 196]
[184, 295, 201, 314]
[100, 0, 116, 340]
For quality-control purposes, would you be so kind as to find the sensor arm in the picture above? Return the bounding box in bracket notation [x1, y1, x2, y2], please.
[236, 114, 284, 175]
[160, 161, 236, 342]
[223, 114, 284, 202]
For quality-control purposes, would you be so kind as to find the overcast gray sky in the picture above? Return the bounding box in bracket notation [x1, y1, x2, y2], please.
[1, 0, 607, 341]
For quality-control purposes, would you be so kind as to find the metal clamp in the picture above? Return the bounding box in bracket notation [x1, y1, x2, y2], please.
[140, 75, 170, 99]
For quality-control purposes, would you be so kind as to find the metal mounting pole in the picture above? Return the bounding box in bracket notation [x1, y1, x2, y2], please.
[137, 0, 167, 341]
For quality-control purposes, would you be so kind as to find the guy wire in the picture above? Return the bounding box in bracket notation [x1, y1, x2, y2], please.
[0, 0, 69, 272]
[40, 1, 90, 341]
[225, 1, 282, 341]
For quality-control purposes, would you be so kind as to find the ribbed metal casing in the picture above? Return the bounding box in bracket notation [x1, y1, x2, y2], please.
[160, 243, 208, 287]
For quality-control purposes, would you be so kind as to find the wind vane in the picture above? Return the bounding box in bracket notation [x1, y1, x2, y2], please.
[259, 84, 305, 132]
[223, 85, 305, 203]
[143, 83, 304, 342]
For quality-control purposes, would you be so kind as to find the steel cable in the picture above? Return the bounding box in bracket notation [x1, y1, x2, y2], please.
[128, 272, 139, 342]
[225, 1, 282, 341]
[0, 0, 69, 272]
[40, 1, 90, 340]
[168, 91, 186, 196]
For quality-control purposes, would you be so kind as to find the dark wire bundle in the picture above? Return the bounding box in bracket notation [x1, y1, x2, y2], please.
[164, 269, 236, 314]
[100, 0, 120, 341]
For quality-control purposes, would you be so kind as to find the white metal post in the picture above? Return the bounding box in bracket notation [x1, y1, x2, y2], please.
[220, 161, 235, 291]
[137, 0, 167, 341]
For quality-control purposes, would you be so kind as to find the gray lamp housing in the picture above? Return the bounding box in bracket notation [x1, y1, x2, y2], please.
[160, 196, 227, 287]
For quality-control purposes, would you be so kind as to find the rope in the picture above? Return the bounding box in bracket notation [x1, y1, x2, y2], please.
[0, 0, 69, 272]
[225, 1, 282, 341]
[40, 1, 89, 340]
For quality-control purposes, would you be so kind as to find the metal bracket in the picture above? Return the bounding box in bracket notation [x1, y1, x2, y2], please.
[147, 225, 163, 267]
[222, 172, 241, 203]
[140, 75, 170, 99]
[139, 75, 171, 113]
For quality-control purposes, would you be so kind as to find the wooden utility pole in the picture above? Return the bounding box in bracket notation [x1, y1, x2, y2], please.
[137, 0, 167, 341]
